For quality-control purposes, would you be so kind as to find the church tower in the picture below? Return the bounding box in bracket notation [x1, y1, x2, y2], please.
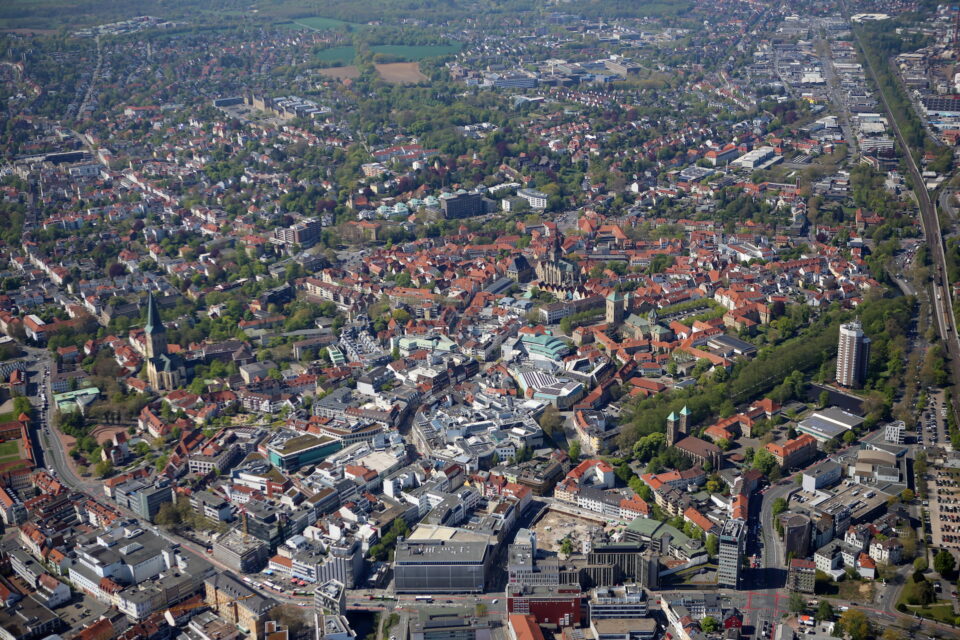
[666, 406, 690, 445]
[144, 293, 167, 359]
[606, 290, 625, 326]
[666, 411, 680, 445]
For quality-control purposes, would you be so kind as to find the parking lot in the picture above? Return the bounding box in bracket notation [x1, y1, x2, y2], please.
[928, 465, 960, 548]
[915, 391, 949, 450]
[54, 592, 112, 631]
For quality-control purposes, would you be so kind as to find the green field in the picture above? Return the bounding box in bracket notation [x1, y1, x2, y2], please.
[292, 16, 363, 30]
[0, 412, 13, 423]
[371, 44, 461, 60]
[315, 46, 358, 64]
[315, 43, 461, 64]
[0, 440, 20, 461]
[905, 603, 956, 625]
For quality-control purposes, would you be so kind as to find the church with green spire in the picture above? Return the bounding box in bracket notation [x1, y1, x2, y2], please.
[143, 293, 187, 391]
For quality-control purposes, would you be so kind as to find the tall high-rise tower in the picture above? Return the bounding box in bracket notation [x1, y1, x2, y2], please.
[836, 321, 870, 388]
[717, 519, 745, 589]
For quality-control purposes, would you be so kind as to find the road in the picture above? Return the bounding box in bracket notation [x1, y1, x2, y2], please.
[941, 188, 958, 222]
[816, 28, 858, 155]
[758, 482, 793, 577]
[76, 35, 102, 120]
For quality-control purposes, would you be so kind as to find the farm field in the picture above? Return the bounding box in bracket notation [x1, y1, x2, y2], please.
[317, 63, 428, 84]
[291, 16, 362, 30]
[315, 46, 357, 65]
[315, 43, 460, 65]
[317, 66, 362, 80]
[375, 62, 427, 84]
[371, 44, 460, 60]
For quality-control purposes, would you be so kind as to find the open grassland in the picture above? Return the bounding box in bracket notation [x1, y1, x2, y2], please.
[317, 63, 427, 84]
[375, 62, 427, 84]
[317, 65, 362, 80]
[371, 44, 460, 61]
[315, 43, 460, 65]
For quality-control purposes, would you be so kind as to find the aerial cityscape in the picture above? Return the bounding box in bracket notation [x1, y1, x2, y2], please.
[0, 0, 959, 639]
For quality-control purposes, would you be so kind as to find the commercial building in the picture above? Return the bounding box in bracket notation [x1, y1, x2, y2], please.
[212, 528, 270, 573]
[394, 539, 491, 593]
[315, 579, 347, 615]
[189, 490, 234, 522]
[66, 523, 213, 621]
[797, 407, 864, 443]
[884, 421, 905, 444]
[112, 480, 175, 522]
[493, 75, 539, 89]
[263, 432, 342, 471]
[589, 618, 658, 640]
[508, 614, 545, 640]
[317, 614, 357, 640]
[731, 147, 776, 169]
[589, 584, 649, 619]
[788, 559, 816, 593]
[801, 460, 842, 492]
[717, 519, 745, 588]
[517, 189, 548, 209]
[507, 531, 580, 587]
[0, 595, 60, 640]
[205, 572, 278, 640]
[412, 610, 491, 640]
[440, 192, 485, 219]
[274, 218, 322, 247]
[506, 584, 582, 626]
[836, 321, 870, 388]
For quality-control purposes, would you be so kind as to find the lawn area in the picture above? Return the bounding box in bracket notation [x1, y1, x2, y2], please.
[904, 603, 957, 625]
[315, 46, 357, 64]
[0, 440, 20, 461]
[315, 43, 460, 65]
[0, 411, 13, 423]
[293, 16, 362, 30]
[371, 44, 461, 61]
[818, 578, 874, 602]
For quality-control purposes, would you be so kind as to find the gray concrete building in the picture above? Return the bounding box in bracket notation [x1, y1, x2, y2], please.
[394, 540, 491, 593]
[717, 519, 745, 588]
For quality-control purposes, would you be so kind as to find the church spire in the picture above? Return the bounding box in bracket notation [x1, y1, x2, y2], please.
[144, 292, 164, 335]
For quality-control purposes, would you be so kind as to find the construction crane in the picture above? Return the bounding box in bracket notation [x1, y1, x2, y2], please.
[163, 594, 255, 626]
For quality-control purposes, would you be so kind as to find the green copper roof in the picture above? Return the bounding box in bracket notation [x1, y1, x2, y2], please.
[680, 406, 690, 416]
[667, 412, 677, 421]
[144, 293, 164, 334]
